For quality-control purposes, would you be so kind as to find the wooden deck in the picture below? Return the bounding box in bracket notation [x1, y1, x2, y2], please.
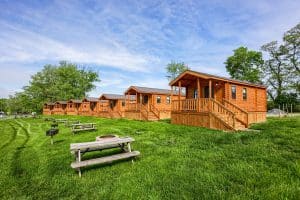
[171, 98, 260, 131]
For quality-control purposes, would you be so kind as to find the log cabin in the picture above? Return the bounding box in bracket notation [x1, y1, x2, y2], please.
[52, 101, 67, 115]
[169, 70, 267, 131]
[78, 97, 99, 116]
[98, 94, 125, 118]
[124, 86, 182, 120]
[43, 102, 54, 115]
[66, 99, 82, 115]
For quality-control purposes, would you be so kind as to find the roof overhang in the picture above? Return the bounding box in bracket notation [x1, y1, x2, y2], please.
[169, 70, 266, 88]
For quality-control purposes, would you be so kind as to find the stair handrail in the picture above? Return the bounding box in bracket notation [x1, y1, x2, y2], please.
[140, 104, 148, 120]
[210, 98, 236, 129]
[150, 104, 160, 119]
[223, 98, 248, 127]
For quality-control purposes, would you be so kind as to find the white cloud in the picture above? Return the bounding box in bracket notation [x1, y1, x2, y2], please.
[0, 21, 155, 72]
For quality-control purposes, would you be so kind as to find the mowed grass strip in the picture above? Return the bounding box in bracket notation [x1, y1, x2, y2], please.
[0, 116, 299, 199]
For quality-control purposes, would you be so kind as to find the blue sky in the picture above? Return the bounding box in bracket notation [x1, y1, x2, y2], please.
[0, 0, 300, 98]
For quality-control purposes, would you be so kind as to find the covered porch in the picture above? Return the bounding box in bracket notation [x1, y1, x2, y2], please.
[170, 73, 226, 111]
[66, 100, 82, 115]
[53, 101, 67, 115]
[43, 103, 54, 115]
[79, 97, 99, 116]
[169, 70, 249, 131]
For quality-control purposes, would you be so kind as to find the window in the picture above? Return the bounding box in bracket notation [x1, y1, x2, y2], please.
[166, 96, 170, 104]
[156, 96, 161, 104]
[231, 85, 236, 99]
[243, 88, 247, 100]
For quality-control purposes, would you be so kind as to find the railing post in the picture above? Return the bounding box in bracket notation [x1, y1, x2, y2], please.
[233, 114, 235, 129]
[178, 81, 182, 111]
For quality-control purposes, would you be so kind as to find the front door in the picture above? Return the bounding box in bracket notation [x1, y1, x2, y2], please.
[204, 86, 214, 98]
[143, 95, 148, 105]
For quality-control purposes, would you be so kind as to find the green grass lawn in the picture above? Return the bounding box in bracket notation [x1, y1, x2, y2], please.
[0, 116, 299, 199]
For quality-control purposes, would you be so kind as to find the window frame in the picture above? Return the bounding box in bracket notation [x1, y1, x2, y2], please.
[231, 85, 236, 99]
[242, 88, 247, 100]
[156, 96, 161, 104]
[166, 96, 171, 104]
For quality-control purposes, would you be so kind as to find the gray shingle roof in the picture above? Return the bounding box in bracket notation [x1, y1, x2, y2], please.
[170, 70, 266, 88]
[56, 101, 67, 104]
[126, 86, 179, 95]
[100, 94, 125, 100]
[84, 97, 99, 102]
[68, 99, 82, 103]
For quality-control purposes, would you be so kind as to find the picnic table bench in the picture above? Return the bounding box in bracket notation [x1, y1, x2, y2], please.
[64, 120, 80, 127]
[70, 136, 140, 177]
[55, 119, 68, 123]
[44, 117, 55, 122]
[71, 123, 96, 133]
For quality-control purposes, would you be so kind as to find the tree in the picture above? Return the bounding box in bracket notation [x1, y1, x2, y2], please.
[225, 46, 264, 83]
[261, 41, 289, 101]
[166, 61, 189, 81]
[0, 98, 8, 112]
[283, 23, 300, 92]
[9, 61, 99, 113]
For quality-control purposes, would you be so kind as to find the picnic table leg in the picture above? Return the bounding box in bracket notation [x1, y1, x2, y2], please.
[127, 143, 134, 164]
[50, 135, 53, 145]
[78, 150, 82, 177]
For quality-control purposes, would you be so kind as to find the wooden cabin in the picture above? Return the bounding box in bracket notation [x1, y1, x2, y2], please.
[98, 94, 125, 118]
[52, 101, 67, 115]
[78, 97, 99, 116]
[169, 70, 267, 131]
[66, 99, 82, 115]
[43, 102, 54, 115]
[124, 86, 182, 120]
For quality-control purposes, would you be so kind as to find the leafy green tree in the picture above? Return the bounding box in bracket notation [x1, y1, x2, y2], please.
[9, 61, 99, 113]
[0, 98, 8, 112]
[166, 61, 189, 81]
[261, 41, 289, 101]
[225, 47, 263, 83]
[283, 23, 300, 92]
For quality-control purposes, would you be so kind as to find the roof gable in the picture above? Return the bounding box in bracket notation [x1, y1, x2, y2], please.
[169, 70, 266, 88]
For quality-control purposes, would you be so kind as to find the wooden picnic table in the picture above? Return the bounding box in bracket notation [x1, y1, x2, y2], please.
[70, 136, 140, 177]
[71, 123, 97, 133]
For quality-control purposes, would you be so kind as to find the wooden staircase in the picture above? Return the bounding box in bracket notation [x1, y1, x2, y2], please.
[140, 104, 160, 121]
[210, 99, 248, 131]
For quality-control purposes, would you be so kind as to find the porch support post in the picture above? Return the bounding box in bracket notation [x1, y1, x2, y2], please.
[127, 93, 129, 110]
[178, 81, 182, 111]
[171, 86, 173, 110]
[208, 79, 212, 112]
[209, 79, 212, 99]
[197, 78, 201, 112]
[135, 92, 138, 111]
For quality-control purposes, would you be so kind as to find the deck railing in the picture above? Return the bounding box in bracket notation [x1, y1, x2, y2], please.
[172, 98, 236, 129]
[172, 98, 210, 112]
[98, 105, 111, 112]
[125, 103, 141, 111]
[150, 104, 160, 118]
